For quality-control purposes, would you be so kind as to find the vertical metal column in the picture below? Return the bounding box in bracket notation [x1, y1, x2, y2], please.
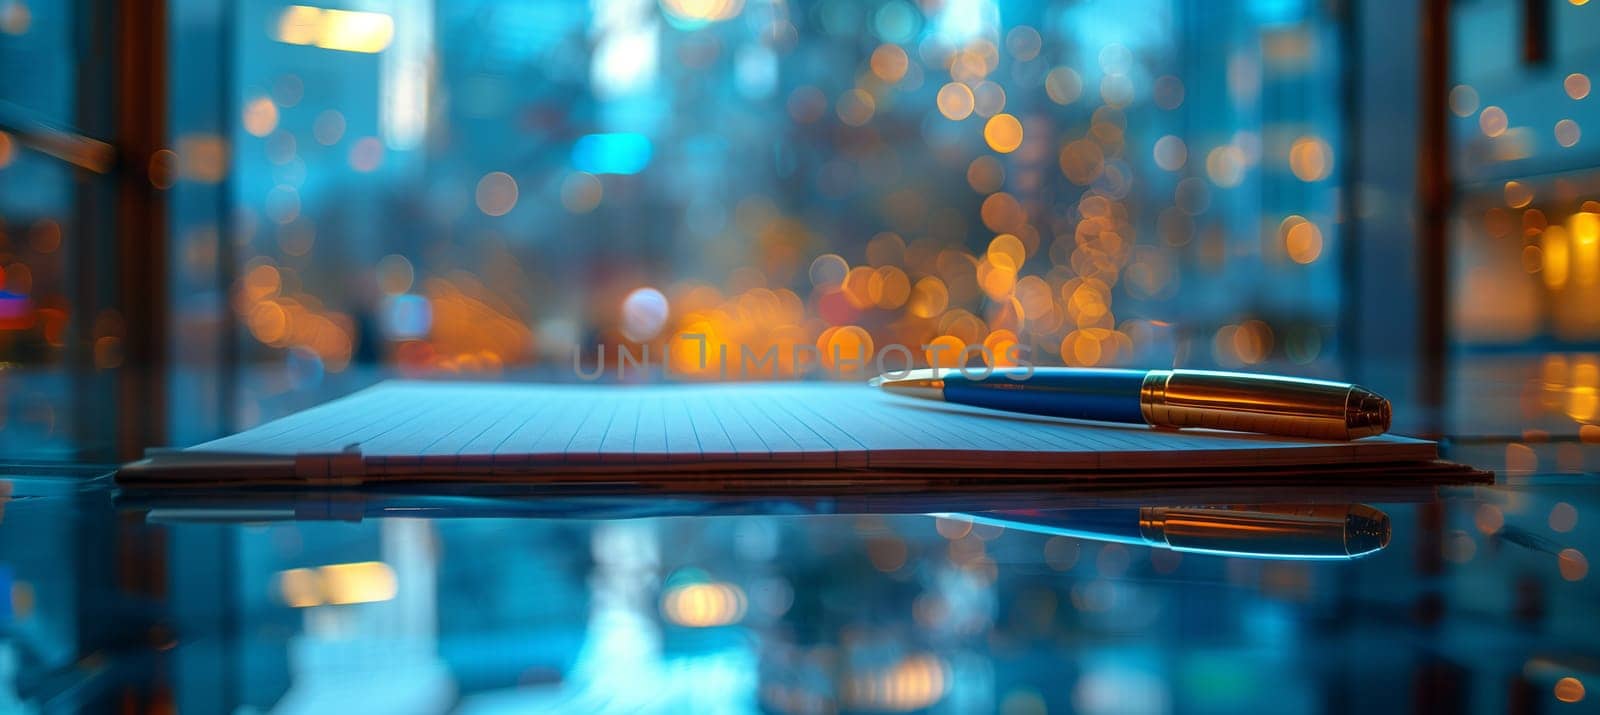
[113, 0, 171, 458]
[1417, 0, 1451, 427]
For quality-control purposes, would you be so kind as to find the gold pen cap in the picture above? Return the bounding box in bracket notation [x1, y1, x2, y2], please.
[1139, 504, 1391, 559]
[1139, 369, 1390, 440]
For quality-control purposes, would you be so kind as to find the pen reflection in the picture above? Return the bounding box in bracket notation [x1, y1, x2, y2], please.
[951, 503, 1392, 560]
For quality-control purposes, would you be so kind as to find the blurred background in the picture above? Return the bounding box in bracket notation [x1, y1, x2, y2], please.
[3, 3, 1600, 714]
[0, 0, 1596, 459]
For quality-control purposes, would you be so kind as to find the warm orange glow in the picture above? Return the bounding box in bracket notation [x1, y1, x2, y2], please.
[1059, 139, 1105, 185]
[947, 46, 992, 82]
[320, 561, 398, 605]
[870, 266, 910, 309]
[925, 335, 965, 368]
[1013, 276, 1055, 331]
[1205, 145, 1246, 187]
[983, 114, 1023, 153]
[277, 561, 398, 607]
[1569, 357, 1599, 422]
[842, 266, 877, 309]
[1474, 503, 1505, 534]
[1289, 136, 1333, 181]
[1506, 443, 1539, 476]
[174, 134, 229, 183]
[1544, 226, 1571, 289]
[242, 262, 282, 303]
[870, 44, 909, 83]
[844, 655, 947, 712]
[982, 329, 1019, 367]
[1559, 548, 1589, 581]
[986, 234, 1025, 270]
[663, 0, 745, 22]
[0, 131, 13, 168]
[936, 82, 975, 120]
[278, 568, 321, 608]
[424, 277, 536, 370]
[661, 582, 747, 627]
[824, 325, 873, 373]
[979, 192, 1025, 233]
[242, 97, 278, 137]
[1505, 181, 1534, 208]
[1480, 106, 1509, 137]
[1571, 212, 1600, 287]
[936, 516, 973, 539]
[1064, 279, 1111, 327]
[1569, 387, 1598, 423]
[1555, 677, 1586, 703]
[275, 6, 395, 53]
[1061, 329, 1102, 366]
[1285, 220, 1323, 264]
[1232, 320, 1273, 364]
[275, 5, 321, 45]
[939, 309, 987, 346]
[248, 301, 290, 344]
[976, 259, 1016, 299]
[907, 277, 949, 318]
[1566, 73, 1591, 100]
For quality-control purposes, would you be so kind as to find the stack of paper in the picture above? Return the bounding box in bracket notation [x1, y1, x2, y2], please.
[118, 381, 1470, 489]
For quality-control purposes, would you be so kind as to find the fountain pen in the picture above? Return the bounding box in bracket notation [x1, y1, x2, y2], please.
[870, 367, 1391, 440]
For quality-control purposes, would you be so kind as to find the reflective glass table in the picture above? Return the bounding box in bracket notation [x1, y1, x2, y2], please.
[0, 441, 1595, 714]
[1, 354, 1597, 713]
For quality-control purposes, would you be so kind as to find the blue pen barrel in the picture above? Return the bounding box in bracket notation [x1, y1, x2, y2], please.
[941, 368, 1149, 424]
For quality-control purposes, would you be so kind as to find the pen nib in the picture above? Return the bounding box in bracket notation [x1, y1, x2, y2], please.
[871, 370, 947, 401]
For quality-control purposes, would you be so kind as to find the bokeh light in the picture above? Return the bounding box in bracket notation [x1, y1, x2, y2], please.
[621, 287, 670, 342]
[936, 82, 975, 120]
[1289, 136, 1333, 182]
[1480, 106, 1509, 137]
[983, 114, 1023, 153]
[1566, 73, 1591, 100]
